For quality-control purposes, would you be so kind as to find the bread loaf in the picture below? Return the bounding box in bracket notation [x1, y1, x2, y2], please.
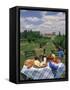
[24, 59, 34, 68]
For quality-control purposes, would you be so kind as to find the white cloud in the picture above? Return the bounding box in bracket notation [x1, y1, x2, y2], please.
[20, 12, 65, 35]
[20, 16, 37, 31]
[37, 12, 65, 35]
[41, 11, 48, 17]
[20, 10, 28, 14]
[26, 17, 40, 22]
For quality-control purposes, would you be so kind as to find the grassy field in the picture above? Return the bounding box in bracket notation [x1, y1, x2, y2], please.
[20, 35, 65, 79]
[20, 36, 65, 68]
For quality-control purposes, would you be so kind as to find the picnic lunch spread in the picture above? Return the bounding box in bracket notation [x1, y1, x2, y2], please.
[21, 54, 65, 80]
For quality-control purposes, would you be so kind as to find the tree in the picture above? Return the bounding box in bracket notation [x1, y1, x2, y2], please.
[53, 35, 65, 49]
[59, 31, 61, 36]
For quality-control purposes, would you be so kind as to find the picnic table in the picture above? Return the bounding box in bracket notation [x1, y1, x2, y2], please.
[21, 62, 65, 80]
[21, 65, 54, 80]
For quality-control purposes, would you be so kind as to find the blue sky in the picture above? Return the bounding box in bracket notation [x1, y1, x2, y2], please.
[20, 10, 65, 35]
[20, 10, 59, 18]
[20, 10, 42, 18]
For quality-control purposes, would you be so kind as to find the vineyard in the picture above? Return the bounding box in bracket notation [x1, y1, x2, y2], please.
[20, 30, 65, 69]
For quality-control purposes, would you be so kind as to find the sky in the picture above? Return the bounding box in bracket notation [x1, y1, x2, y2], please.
[20, 10, 65, 35]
